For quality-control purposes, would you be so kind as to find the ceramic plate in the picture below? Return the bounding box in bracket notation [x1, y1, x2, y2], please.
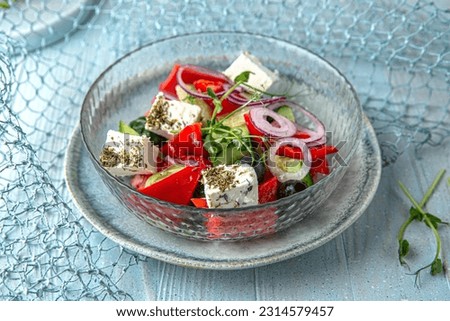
[64, 115, 381, 270]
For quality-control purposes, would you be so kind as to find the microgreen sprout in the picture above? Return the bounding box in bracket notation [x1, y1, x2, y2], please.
[206, 88, 223, 124]
[201, 71, 262, 166]
[397, 169, 448, 286]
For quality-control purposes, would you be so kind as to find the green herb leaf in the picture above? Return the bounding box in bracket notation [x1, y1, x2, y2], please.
[431, 258, 443, 275]
[398, 239, 410, 263]
[424, 213, 447, 229]
[183, 94, 197, 105]
[397, 169, 448, 283]
[207, 87, 223, 123]
[119, 120, 140, 136]
[207, 87, 218, 100]
[234, 71, 252, 83]
[409, 207, 423, 221]
[128, 116, 166, 145]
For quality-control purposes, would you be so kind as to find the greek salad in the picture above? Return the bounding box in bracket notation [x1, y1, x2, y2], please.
[99, 52, 338, 209]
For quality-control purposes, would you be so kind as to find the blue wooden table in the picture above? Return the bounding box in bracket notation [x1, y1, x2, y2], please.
[1, 0, 449, 301]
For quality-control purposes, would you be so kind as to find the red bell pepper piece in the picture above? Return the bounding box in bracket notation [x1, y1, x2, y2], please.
[191, 198, 208, 208]
[276, 145, 304, 159]
[258, 176, 279, 204]
[243, 112, 266, 147]
[276, 145, 338, 161]
[160, 64, 229, 99]
[193, 79, 224, 93]
[159, 64, 242, 116]
[243, 113, 264, 136]
[160, 142, 170, 156]
[158, 64, 181, 99]
[311, 145, 338, 159]
[176, 122, 205, 156]
[219, 98, 242, 116]
[262, 168, 275, 182]
[178, 65, 229, 84]
[177, 67, 240, 115]
[162, 122, 209, 160]
[201, 92, 241, 116]
[292, 130, 311, 139]
[138, 166, 203, 205]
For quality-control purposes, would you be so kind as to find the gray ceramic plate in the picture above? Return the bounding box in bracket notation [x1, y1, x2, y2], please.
[0, 0, 100, 51]
[65, 115, 381, 270]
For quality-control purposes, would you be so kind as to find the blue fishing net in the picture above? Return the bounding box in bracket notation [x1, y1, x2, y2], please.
[1, 0, 449, 300]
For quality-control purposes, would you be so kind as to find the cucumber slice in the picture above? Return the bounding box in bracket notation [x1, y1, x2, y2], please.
[144, 164, 185, 187]
[119, 120, 140, 136]
[275, 105, 295, 122]
[220, 107, 249, 128]
[275, 155, 302, 173]
[231, 124, 250, 137]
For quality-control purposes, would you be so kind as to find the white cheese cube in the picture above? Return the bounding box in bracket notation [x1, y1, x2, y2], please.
[99, 130, 159, 176]
[223, 52, 279, 92]
[175, 85, 212, 124]
[202, 164, 258, 209]
[145, 92, 202, 139]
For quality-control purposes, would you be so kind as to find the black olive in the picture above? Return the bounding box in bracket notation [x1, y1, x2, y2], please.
[277, 180, 308, 199]
[193, 181, 205, 198]
[239, 155, 253, 166]
[239, 155, 266, 184]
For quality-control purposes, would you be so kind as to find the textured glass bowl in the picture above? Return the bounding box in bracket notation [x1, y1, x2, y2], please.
[80, 32, 363, 241]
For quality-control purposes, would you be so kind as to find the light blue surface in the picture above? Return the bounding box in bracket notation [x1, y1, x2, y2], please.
[2, 0, 450, 301]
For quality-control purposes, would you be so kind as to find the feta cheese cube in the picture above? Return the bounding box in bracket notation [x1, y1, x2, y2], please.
[223, 52, 279, 92]
[145, 92, 202, 139]
[99, 130, 159, 176]
[202, 164, 258, 209]
[175, 85, 212, 124]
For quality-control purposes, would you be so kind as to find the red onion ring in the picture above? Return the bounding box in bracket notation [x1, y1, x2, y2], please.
[249, 107, 297, 137]
[267, 101, 325, 144]
[267, 137, 311, 182]
[176, 64, 232, 100]
[304, 132, 327, 147]
[228, 90, 287, 107]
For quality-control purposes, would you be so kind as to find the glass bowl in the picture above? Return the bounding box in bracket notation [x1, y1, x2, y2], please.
[80, 32, 363, 241]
